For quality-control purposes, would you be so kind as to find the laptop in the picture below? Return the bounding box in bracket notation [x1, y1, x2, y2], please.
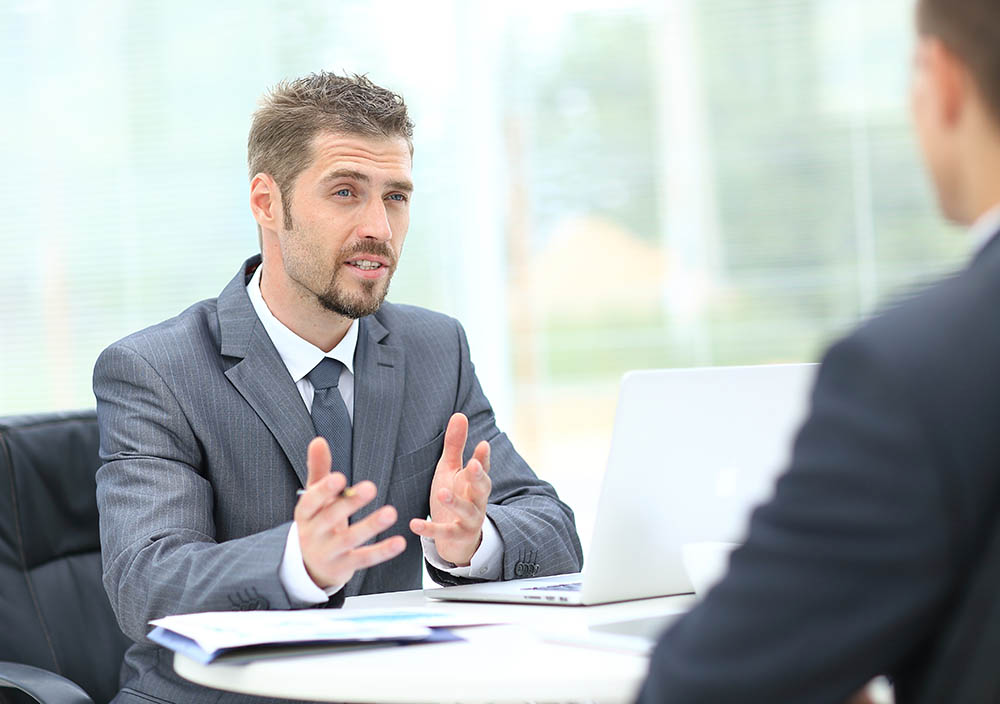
[426, 363, 817, 606]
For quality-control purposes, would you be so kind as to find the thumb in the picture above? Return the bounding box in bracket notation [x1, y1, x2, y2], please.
[306, 436, 332, 487]
[439, 413, 469, 471]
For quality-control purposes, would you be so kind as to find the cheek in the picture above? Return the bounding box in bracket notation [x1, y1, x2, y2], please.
[910, 75, 927, 129]
[911, 84, 937, 164]
[390, 215, 410, 246]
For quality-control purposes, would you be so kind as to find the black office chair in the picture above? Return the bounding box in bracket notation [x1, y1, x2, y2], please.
[0, 412, 130, 704]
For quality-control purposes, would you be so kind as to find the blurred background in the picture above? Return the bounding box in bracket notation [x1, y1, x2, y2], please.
[0, 0, 965, 550]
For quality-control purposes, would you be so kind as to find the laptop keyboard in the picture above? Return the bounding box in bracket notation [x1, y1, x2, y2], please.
[522, 581, 583, 592]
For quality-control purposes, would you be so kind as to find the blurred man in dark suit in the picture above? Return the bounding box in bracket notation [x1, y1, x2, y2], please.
[638, 0, 1000, 702]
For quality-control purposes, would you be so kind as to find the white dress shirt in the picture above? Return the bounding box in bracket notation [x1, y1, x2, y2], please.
[968, 201, 1000, 258]
[245, 266, 502, 603]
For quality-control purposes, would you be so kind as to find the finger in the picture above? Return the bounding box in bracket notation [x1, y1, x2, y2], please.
[440, 491, 486, 530]
[472, 440, 490, 475]
[335, 505, 399, 552]
[306, 436, 332, 487]
[295, 471, 348, 523]
[409, 517, 461, 540]
[344, 535, 407, 571]
[316, 480, 379, 526]
[439, 413, 469, 471]
[454, 458, 491, 505]
[464, 462, 492, 507]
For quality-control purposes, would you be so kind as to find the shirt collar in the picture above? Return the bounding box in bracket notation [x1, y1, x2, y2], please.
[246, 265, 358, 383]
[968, 201, 1000, 259]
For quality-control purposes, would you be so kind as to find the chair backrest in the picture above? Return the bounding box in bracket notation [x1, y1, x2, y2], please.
[0, 412, 130, 704]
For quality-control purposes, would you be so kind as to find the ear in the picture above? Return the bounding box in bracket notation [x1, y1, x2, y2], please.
[926, 38, 970, 128]
[250, 173, 283, 232]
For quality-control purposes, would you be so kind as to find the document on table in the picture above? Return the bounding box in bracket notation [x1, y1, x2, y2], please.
[149, 608, 481, 664]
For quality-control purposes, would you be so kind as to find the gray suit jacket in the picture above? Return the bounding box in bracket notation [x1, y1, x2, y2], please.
[95, 256, 582, 704]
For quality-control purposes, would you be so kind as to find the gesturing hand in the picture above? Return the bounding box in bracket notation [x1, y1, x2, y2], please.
[295, 437, 406, 590]
[409, 413, 491, 566]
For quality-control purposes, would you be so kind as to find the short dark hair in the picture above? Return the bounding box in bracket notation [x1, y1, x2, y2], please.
[248, 72, 414, 229]
[918, 0, 1000, 125]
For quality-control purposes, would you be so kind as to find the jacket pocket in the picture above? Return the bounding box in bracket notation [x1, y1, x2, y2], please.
[386, 430, 446, 524]
[390, 429, 446, 488]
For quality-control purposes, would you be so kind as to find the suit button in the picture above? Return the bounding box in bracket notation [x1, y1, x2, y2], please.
[229, 589, 270, 611]
[514, 563, 525, 577]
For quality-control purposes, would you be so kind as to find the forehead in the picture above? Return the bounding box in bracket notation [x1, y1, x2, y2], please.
[303, 131, 412, 181]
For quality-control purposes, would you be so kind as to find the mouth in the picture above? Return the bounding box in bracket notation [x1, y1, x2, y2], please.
[344, 256, 391, 279]
[349, 259, 384, 270]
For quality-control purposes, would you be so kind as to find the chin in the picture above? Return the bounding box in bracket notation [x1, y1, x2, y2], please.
[318, 287, 389, 319]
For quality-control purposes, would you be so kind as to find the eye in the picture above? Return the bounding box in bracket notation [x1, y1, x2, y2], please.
[387, 193, 408, 203]
[333, 188, 352, 198]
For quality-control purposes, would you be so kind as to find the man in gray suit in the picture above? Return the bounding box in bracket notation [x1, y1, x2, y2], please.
[95, 72, 582, 703]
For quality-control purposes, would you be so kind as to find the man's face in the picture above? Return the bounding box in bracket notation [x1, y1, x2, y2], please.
[277, 131, 413, 319]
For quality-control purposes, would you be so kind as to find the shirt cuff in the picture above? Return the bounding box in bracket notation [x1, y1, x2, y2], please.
[422, 516, 504, 580]
[279, 522, 345, 604]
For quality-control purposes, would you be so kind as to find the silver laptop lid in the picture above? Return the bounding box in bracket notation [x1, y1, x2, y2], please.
[580, 363, 816, 604]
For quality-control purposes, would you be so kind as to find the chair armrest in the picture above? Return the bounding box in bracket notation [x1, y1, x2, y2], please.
[0, 662, 93, 704]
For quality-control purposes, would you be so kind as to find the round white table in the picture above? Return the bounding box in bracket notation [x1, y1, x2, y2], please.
[174, 589, 694, 703]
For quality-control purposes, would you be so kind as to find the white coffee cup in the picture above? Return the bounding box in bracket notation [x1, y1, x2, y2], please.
[681, 541, 740, 597]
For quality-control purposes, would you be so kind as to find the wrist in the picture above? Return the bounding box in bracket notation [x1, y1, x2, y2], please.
[451, 530, 484, 567]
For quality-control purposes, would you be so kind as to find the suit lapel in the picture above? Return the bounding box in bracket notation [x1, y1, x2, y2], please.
[347, 315, 405, 596]
[217, 259, 408, 597]
[218, 257, 314, 488]
[224, 337, 315, 488]
[350, 315, 405, 519]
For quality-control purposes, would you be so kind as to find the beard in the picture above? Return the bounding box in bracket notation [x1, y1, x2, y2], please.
[279, 211, 400, 320]
[313, 240, 398, 319]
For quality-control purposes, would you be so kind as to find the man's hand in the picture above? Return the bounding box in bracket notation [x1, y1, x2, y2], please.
[296, 437, 406, 590]
[409, 413, 491, 566]
[845, 690, 876, 704]
[845, 678, 892, 704]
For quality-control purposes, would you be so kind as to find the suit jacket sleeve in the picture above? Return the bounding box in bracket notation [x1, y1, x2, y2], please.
[425, 321, 584, 585]
[637, 332, 957, 704]
[94, 342, 309, 645]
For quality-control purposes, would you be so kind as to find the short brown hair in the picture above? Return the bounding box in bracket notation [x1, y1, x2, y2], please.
[248, 72, 414, 229]
[918, 0, 1000, 125]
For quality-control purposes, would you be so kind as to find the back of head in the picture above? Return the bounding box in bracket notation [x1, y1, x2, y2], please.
[918, 0, 1000, 127]
[247, 72, 414, 206]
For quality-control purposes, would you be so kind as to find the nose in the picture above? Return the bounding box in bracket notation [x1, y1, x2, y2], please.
[357, 197, 392, 241]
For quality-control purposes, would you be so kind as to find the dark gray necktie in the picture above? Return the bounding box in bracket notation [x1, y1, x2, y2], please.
[306, 358, 353, 485]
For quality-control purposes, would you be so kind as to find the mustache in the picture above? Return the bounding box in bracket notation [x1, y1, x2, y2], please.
[339, 240, 397, 267]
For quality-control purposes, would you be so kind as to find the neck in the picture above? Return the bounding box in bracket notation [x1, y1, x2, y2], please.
[258, 257, 352, 353]
[963, 171, 1000, 225]
[953, 109, 1000, 225]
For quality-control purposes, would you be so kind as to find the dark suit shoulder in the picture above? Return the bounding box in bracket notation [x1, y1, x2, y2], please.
[848, 246, 1000, 380]
[821, 244, 1000, 563]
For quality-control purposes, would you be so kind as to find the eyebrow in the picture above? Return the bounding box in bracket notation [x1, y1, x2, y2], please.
[320, 168, 414, 194]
